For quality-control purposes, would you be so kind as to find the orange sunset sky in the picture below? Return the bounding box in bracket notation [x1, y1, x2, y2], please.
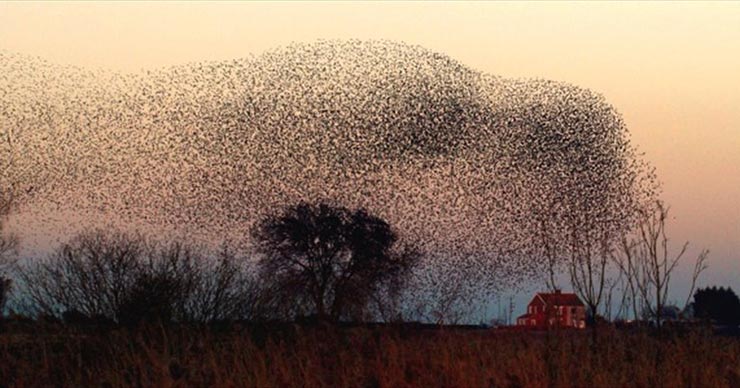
[1, 2, 738, 295]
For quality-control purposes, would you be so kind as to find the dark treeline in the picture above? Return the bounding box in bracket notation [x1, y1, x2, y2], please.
[692, 287, 740, 326]
[3, 201, 421, 327]
[0, 200, 733, 329]
[14, 231, 262, 325]
[10, 230, 258, 325]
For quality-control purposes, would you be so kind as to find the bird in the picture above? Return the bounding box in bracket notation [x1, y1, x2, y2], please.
[0, 41, 657, 313]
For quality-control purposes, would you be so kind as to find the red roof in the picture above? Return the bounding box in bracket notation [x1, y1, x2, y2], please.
[536, 292, 584, 307]
[516, 312, 544, 320]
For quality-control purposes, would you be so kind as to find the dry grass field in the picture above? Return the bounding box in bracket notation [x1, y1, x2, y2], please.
[1, 322, 739, 388]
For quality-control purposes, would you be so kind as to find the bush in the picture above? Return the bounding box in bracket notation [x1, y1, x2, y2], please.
[16, 229, 261, 324]
[693, 287, 740, 326]
[116, 273, 181, 327]
[0, 277, 10, 317]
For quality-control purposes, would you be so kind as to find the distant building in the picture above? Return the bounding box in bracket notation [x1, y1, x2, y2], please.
[516, 290, 586, 329]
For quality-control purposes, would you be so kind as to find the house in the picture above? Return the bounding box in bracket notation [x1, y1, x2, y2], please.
[516, 290, 586, 329]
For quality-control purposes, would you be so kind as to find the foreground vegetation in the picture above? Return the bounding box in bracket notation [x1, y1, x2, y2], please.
[1, 322, 738, 388]
[0, 193, 732, 387]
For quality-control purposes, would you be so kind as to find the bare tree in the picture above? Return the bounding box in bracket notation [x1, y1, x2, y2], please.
[538, 216, 561, 293]
[611, 236, 641, 321]
[566, 222, 611, 324]
[183, 243, 264, 322]
[407, 274, 476, 326]
[17, 229, 263, 323]
[18, 230, 147, 319]
[612, 201, 709, 328]
[0, 188, 17, 272]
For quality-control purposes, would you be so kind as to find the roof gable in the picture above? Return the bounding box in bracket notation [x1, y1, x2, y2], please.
[529, 295, 546, 307]
[535, 292, 584, 307]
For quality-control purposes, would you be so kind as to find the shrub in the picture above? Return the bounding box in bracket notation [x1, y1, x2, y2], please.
[16, 229, 261, 324]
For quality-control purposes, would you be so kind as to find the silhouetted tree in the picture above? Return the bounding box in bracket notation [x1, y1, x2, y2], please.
[0, 277, 10, 316]
[117, 273, 181, 326]
[253, 202, 419, 321]
[18, 230, 146, 320]
[612, 201, 709, 328]
[186, 244, 265, 322]
[17, 229, 261, 323]
[0, 189, 17, 316]
[692, 287, 740, 326]
[0, 189, 16, 270]
[61, 309, 91, 325]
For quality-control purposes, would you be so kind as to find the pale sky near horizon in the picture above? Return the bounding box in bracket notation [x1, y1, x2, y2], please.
[1, 2, 738, 302]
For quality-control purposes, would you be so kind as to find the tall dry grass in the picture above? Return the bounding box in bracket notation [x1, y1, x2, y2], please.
[1, 322, 739, 387]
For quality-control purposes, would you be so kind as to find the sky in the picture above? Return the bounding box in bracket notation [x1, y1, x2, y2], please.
[1, 2, 738, 314]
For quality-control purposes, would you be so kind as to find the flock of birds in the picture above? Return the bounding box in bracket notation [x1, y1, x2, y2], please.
[0, 40, 656, 303]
